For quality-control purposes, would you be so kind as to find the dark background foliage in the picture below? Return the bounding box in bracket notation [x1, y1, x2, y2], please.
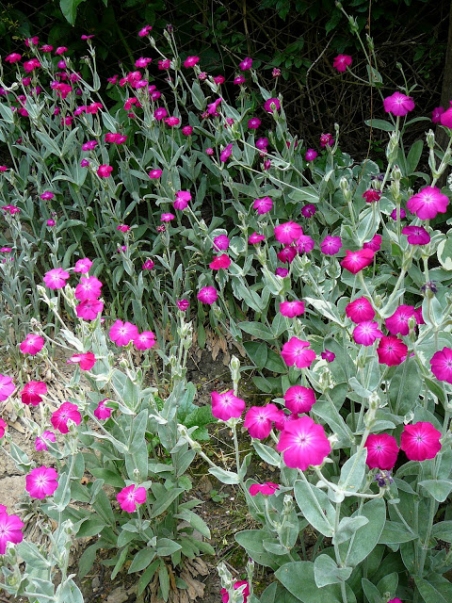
[1, 0, 451, 158]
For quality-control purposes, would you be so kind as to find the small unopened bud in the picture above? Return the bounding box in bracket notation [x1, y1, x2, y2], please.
[426, 129, 435, 150]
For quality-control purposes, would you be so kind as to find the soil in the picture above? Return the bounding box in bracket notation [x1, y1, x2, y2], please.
[0, 347, 267, 603]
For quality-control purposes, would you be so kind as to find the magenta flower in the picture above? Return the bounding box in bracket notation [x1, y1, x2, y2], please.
[20, 334, 45, 355]
[133, 331, 156, 351]
[0, 509, 24, 554]
[220, 143, 233, 163]
[221, 581, 250, 603]
[249, 482, 279, 496]
[277, 246, 297, 264]
[97, 164, 113, 178]
[279, 300, 305, 318]
[274, 221, 303, 244]
[341, 249, 375, 274]
[209, 254, 231, 270]
[135, 57, 152, 68]
[138, 25, 152, 37]
[321, 350, 336, 362]
[182, 125, 193, 136]
[333, 54, 352, 72]
[0, 374, 15, 401]
[401, 225, 430, 245]
[281, 337, 316, 369]
[400, 422, 441, 461]
[26, 466, 59, 499]
[263, 98, 281, 113]
[320, 133, 334, 148]
[67, 352, 96, 370]
[75, 299, 104, 320]
[174, 190, 191, 210]
[211, 390, 245, 421]
[109, 320, 139, 347]
[161, 213, 175, 222]
[40, 191, 54, 200]
[385, 305, 417, 336]
[177, 299, 190, 311]
[94, 399, 113, 420]
[20, 381, 47, 406]
[74, 258, 93, 273]
[383, 91, 415, 117]
[305, 149, 318, 161]
[0, 418, 6, 439]
[239, 57, 253, 71]
[406, 186, 449, 220]
[247, 117, 261, 130]
[377, 336, 408, 366]
[142, 259, 155, 270]
[43, 267, 70, 290]
[365, 434, 399, 470]
[295, 235, 315, 254]
[51, 401, 82, 433]
[117, 484, 147, 513]
[430, 347, 452, 383]
[148, 169, 163, 180]
[440, 107, 452, 128]
[248, 232, 265, 244]
[284, 385, 316, 414]
[183, 55, 200, 68]
[275, 267, 289, 278]
[244, 404, 280, 439]
[165, 116, 180, 127]
[213, 235, 230, 251]
[276, 416, 331, 471]
[35, 431, 56, 452]
[4, 53, 22, 63]
[233, 75, 246, 85]
[74, 276, 103, 302]
[346, 297, 375, 323]
[301, 203, 317, 218]
[116, 224, 130, 233]
[353, 321, 383, 346]
[197, 286, 218, 305]
[363, 234, 382, 252]
[362, 189, 381, 204]
[320, 235, 342, 256]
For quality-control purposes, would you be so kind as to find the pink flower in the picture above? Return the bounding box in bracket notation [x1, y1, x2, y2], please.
[247, 117, 261, 130]
[239, 57, 253, 71]
[383, 91, 415, 117]
[440, 107, 452, 128]
[213, 235, 230, 251]
[20, 334, 45, 355]
[253, 196, 273, 215]
[135, 57, 152, 68]
[97, 164, 113, 178]
[430, 347, 452, 383]
[165, 116, 180, 127]
[183, 56, 200, 68]
[377, 336, 408, 366]
[197, 286, 218, 305]
[211, 390, 245, 421]
[321, 350, 336, 362]
[74, 258, 93, 273]
[67, 352, 96, 370]
[0, 374, 15, 401]
[55, 46, 67, 55]
[26, 466, 59, 499]
[148, 169, 163, 180]
[20, 381, 47, 406]
[177, 299, 190, 311]
[74, 276, 103, 301]
[209, 254, 231, 270]
[174, 190, 191, 210]
[142, 259, 155, 271]
[248, 482, 279, 496]
[263, 98, 281, 113]
[154, 107, 168, 121]
[281, 337, 316, 369]
[221, 581, 250, 603]
[353, 321, 383, 346]
[233, 75, 246, 85]
[362, 189, 381, 204]
[275, 267, 289, 277]
[109, 320, 139, 347]
[341, 249, 375, 274]
[295, 234, 315, 253]
[400, 422, 441, 461]
[255, 137, 268, 150]
[0, 418, 6, 439]
[305, 149, 318, 161]
[248, 232, 265, 244]
[161, 213, 175, 222]
[182, 125, 193, 136]
[133, 331, 156, 351]
[117, 485, 147, 513]
[94, 399, 113, 420]
[40, 191, 54, 200]
[406, 186, 449, 220]
[346, 297, 375, 323]
[43, 267, 70, 289]
[23, 58, 41, 73]
[333, 54, 352, 72]
[213, 75, 225, 85]
[279, 300, 305, 318]
[35, 431, 56, 451]
[274, 221, 303, 244]
[277, 246, 297, 264]
[284, 385, 316, 414]
[401, 225, 430, 245]
[385, 305, 417, 336]
[320, 235, 342, 255]
[138, 25, 152, 37]
[76, 299, 104, 320]
[51, 401, 82, 433]
[4, 53, 22, 63]
[0, 509, 24, 554]
[276, 416, 331, 471]
[363, 234, 382, 252]
[365, 434, 399, 470]
[244, 404, 280, 439]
